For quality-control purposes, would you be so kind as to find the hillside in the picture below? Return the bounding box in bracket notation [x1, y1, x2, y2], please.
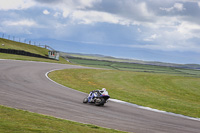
[0, 38, 68, 64]
[60, 52, 200, 70]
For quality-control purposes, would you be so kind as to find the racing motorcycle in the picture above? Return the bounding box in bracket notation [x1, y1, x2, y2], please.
[83, 90, 110, 106]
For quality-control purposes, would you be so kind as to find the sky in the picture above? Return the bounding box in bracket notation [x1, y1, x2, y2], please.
[0, 0, 200, 64]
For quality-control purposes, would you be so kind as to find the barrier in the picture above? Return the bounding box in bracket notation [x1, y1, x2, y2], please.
[0, 48, 50, 59]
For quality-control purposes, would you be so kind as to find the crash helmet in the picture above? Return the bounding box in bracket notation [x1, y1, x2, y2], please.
[102, 88, 106, 91]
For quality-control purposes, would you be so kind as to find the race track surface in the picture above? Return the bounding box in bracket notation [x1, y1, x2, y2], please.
[0, 60, 200, 133]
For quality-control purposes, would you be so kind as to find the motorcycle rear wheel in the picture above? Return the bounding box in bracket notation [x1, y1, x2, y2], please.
[95, 98, 105, 106]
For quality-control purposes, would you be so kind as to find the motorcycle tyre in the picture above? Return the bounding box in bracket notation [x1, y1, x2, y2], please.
[83, 97, 88, 103]
[95, 98, 105, 106]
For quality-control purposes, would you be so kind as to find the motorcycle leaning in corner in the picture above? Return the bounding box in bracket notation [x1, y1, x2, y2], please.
[83, 88, 110, 106]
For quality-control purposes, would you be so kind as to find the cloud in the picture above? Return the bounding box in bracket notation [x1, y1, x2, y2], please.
[128, 43, 200, 52]
[174, 3, 185, 11]
[94, 1, 155, 24]
[34, 0, 102, 19]
[62, 9, 71, 18]
[129, 21, 200, 53]
[0, 0, 35, 10]
[128, 29, 200, 52]
[52, 0, 156, 27]
[144, 34, 159, 41]
[3, 19, 37, 27]
[177, 21, 200, 38]
[198, 2, 200, 8]
[34, 0, 200, 53]
[54, 12, 61, 17]
[43, 9, 50, 15]
[76, 0, 102, 9]
[1, 0, 200, 55]
[34, 0, 101, 10]
[70, 10, 132, 25]
[137, 28, 142, 32]
[160, 3, 185, 12]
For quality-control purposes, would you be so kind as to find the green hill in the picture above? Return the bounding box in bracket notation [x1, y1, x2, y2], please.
[0, 38, 68, 64]
[61, 52, 200, 69]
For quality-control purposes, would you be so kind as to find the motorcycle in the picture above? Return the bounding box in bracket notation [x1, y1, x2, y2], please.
[83, 90, 110, 106]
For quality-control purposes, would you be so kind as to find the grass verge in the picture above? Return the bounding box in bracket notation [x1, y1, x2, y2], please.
[48, 69, 200, 118]
[0, 105, 125, 133]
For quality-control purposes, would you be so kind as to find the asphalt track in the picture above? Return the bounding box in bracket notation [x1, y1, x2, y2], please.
[0, 59, 200, 133]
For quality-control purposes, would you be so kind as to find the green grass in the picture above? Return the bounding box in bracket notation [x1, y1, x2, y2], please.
[0, 38, 48, 56]
[0, 38, 69, 64]
[0, 105, 125, 133]
[61, 53, 145, 63]
[69, 58, 200, 77]
[49, 69, 200, 118]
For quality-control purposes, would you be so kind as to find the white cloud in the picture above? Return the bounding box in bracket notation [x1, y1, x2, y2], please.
[144, 34, 159, 41]
[43, 9, 50, 15]
[3, 19, 36, 27]
[78, 0, 102, 9]
[1, 0, 200, 55]
[139, 2, 153, 17]
[198, 2, 200, 8]
[129, 20, 200, 52]
[129, 40, 200, 52]
[33, 0, 153, 27]
[137, 28, 142, 32]
[70, 10, 132, 25]
[160, 3, 185, 12]
[177, 21, 200, 38]
[0, 0, 35, 10]
[151, 34, 158, 39]
[174, 3, 185, 11]
[54, 12, 61, 17]
[62, 9, 71, 18]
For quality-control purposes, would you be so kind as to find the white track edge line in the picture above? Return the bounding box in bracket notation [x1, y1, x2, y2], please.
[45, 69, 86, 94]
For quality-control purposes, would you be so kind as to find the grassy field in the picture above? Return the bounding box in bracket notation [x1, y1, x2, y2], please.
[0, 105, 125, 133]
[49, 69, 200, 118]
[61, 52, 146, 64]
[0, 38, 69, 64]
[69, 58, 200, 77]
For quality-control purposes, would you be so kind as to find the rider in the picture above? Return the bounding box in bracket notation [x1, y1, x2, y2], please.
[100, 88, 108, 95]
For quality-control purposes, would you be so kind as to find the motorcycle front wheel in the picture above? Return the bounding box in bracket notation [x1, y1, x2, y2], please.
[83, 97, 88, 103]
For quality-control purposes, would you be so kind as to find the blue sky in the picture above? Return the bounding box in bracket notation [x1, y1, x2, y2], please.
[0, 0, 200, 64]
